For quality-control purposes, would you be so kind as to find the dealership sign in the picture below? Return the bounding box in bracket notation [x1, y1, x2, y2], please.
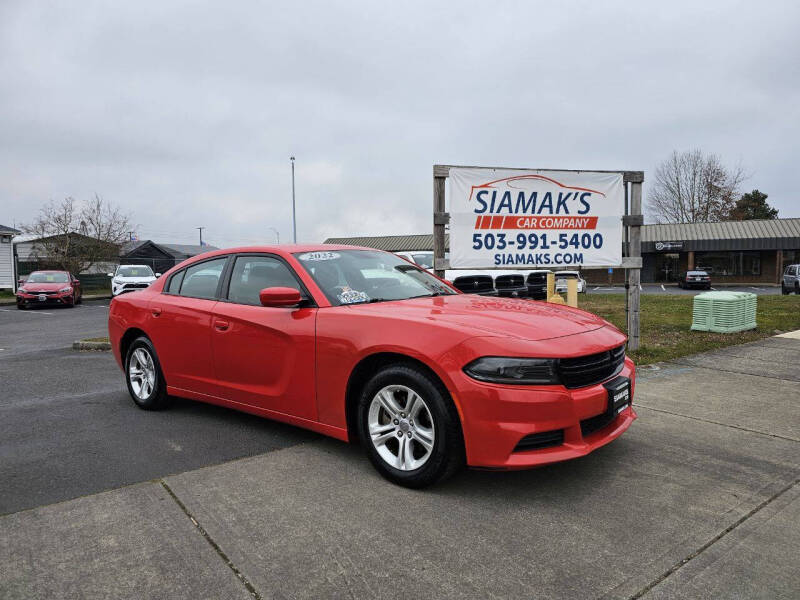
[449, 168, 624, 268]
[654, 241, 683, 251]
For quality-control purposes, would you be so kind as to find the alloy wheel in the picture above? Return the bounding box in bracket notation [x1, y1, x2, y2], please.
[367, 385, 435, 471]
[128, 348, 156, 400]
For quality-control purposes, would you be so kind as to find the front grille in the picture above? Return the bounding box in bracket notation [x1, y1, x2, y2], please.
[580, 411, 616, 437]
[527, 272, 548, 284]
[495, 274, 525, 290]
[123, 283, 149, 289]
[558, 344, 626, 389]
[452, 275, 495, 295]
[513, 429, 564, 452]
[28, 290, 58, 295]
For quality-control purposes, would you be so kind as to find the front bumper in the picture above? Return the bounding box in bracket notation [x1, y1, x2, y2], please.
[17, 292, 73, 306]
[112, 284, 152, 296]
[496, 285, 528, 298]
[455, 359, 636, 469]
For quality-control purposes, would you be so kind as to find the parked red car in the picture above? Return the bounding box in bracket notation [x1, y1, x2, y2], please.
[108, 246, 636, 487]
[17, 270, 82, 309]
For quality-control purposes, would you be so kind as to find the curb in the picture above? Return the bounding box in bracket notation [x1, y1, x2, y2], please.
[72, 340, 112, 351]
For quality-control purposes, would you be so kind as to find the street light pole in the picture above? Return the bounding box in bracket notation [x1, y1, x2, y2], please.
[290, 156, 296, 243]
[268, 227, 280, 244]
[197, 226, 204, 245]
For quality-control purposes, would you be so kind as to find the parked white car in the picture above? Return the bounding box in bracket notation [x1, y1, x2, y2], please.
[108, 265, 160, 296]
[554, 270, 586, 293]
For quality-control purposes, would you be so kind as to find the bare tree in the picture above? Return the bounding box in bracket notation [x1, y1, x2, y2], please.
[23, 195, 132, 273]
[647, 150, 746, 223]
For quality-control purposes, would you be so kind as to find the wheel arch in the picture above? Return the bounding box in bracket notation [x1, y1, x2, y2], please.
[120, 327, 149, 365]
[344, 352, 463, 445]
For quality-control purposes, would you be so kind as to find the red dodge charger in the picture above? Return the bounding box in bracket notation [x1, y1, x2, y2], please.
[108, 245, 636, 487]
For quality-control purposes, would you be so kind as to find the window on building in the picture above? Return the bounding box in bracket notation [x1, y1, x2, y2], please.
[695, 251, 763, 277]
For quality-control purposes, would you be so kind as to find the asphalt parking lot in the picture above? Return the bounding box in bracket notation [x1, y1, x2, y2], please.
[1, 301, 798, 599]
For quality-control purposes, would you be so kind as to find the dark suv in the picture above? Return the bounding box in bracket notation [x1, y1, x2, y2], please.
[782, 264, 800, 295]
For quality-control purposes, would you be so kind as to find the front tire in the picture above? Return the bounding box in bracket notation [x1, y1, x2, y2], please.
[357, 364, 464, 488]
[124, 336, 170, 410]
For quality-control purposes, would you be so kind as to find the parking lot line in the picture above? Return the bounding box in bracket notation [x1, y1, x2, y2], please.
[0, 308, 54, 315]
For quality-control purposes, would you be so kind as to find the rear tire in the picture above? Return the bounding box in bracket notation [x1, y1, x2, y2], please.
[782, 283, 789, 295]
[357, 364, 464, 488]
[124, 336, 170, 410]
[796, 282, 800, 295]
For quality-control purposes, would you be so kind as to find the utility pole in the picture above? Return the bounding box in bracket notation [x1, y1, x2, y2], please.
[268, 227, 280, 244]
[197, 227, 205, 245]
[290, 156, 297, 243]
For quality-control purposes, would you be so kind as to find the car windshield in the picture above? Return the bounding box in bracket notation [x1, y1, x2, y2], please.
[294, 250, 456, 306]
[26, 271, 69, 283]
[117, 266, 154, 278]
[410, 253, 434, 269]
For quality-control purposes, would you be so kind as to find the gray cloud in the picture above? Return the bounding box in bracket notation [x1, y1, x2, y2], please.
[2, 0, 798, 247]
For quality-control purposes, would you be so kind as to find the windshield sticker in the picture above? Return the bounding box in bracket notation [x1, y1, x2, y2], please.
[298, 251, 340, 262]
[337, 288, 370, 304]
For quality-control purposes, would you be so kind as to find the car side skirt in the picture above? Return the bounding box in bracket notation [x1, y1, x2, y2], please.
[166, 385, 350, 441]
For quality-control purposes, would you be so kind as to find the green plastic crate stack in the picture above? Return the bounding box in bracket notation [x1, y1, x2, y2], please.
[690, 291, 757, 333]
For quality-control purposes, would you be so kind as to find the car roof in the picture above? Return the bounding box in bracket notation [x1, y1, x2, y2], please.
[186, 244, 383, 258]
[118, 264, 152, 268]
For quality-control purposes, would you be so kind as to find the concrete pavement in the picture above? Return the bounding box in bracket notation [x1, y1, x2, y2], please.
[1, 325, 798, 598]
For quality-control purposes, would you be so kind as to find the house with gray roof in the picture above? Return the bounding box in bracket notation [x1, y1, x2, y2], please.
[119, 240, 218, 274]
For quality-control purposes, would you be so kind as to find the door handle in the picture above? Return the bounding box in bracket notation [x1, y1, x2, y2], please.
[151, 307, 162, 317]
[214, 320, 230, 331]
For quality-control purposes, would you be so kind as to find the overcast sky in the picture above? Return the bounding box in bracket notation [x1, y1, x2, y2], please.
[2, 1, 798, 247]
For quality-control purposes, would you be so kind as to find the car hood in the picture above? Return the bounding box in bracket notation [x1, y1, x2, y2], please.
[347, 294, 609, 341]
[20, 282, 68, 292]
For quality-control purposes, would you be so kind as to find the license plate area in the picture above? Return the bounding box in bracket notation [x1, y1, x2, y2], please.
[38, 294, 47, 302]
[604, 376, 631, 414]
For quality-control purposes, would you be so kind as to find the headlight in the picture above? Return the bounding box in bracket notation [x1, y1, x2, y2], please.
[59, 287, 72, 293]
[18, 287, 27, 294]
[463, 357, 560, 385]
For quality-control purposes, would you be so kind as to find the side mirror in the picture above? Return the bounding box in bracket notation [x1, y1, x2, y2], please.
[155, 273, 162, 277]
[107, 273, 114, 277]
[259, 287, 302, 307]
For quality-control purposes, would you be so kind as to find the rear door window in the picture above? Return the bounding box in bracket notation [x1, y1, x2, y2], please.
[226, 255, 303, 305]
[179, 258, 227, 299]
[166, 270, 185, 294]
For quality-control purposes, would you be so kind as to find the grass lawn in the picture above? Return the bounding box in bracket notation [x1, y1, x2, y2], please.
[0, 289, 13, 299]
[579, 294, 800, 365]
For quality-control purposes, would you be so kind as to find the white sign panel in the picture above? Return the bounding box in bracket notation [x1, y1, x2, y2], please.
[449, 168, 624, 268]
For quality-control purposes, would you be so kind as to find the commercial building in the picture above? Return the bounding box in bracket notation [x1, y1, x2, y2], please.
[325, 217, 800, 285]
